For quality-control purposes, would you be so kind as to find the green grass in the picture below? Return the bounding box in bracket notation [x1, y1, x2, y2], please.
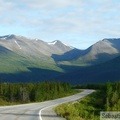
[0, 52, 63, 73]
[0, 53, 28, 73]
[54, 91, 103, 120]
[55, 82, 120, 120]
[0, 97, 20, 106]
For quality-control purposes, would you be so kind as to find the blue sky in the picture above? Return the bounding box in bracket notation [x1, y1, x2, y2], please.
[0, 0, 120, 49]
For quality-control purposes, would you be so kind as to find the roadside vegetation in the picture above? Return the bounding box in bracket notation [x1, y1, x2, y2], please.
[0, 81, 79, 106]
[55, 81, 120, 120]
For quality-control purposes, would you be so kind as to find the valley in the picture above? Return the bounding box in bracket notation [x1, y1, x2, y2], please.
[0, 34, 120, 84]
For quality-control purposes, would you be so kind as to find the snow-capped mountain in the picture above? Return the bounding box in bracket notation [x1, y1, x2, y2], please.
[1, 35, 120, 65]
[0, 34, 75, 60]
[1, 35, 120, 83]
[0, 34, 82, 82]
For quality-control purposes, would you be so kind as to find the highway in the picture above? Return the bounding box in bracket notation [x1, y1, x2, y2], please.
[0, 90, 94, 120]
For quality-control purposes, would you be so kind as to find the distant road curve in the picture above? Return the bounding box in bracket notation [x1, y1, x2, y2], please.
[0, 89, 95, 120]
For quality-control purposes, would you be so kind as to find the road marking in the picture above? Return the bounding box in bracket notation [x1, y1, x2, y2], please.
[39, 103, 62, 120]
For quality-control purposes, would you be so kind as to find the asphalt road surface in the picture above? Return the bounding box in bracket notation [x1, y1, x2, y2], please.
[0, 89, 94, 120]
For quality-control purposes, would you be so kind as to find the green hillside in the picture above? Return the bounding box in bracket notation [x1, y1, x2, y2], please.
[0, 49, 65, 82]
[56, 56, 120, 84]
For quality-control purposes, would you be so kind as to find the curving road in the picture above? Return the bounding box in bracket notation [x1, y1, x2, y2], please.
[0, 90, 95, 120]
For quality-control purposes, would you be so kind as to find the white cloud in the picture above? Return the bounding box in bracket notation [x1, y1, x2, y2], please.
[0, 0, 14, 13]
[21, 0, 85, 10]
[1, 0, 120, 48]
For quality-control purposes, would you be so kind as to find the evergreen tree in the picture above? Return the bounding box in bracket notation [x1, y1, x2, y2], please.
[106, 82, 112, 110]
[0, 80, 3, 95]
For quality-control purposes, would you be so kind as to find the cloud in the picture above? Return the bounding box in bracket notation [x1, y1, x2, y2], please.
[0, 0, 14, 13]
[1, 0, 120, 48]
[20, 0, 85, 10]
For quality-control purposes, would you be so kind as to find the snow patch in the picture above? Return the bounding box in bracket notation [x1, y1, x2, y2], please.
[62, 42, 74, 49]
[0, 37, 7, 40]
[14, 40, 22, 49]
[48, 41, 57, 45]
[0, 34, 14, 40]
[35, 39, 39, 41]
[48, 40, 74, 49]
[0, 35, 9, 40]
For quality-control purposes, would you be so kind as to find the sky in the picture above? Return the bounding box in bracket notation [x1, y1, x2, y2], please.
[0, 0, 120, 49]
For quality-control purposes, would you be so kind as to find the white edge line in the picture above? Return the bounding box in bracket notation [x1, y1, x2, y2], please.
[39, 101, 69, 120]
[39, 102, 64, 120]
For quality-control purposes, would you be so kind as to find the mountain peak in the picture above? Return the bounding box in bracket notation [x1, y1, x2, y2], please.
[103, 38, 120, 40]
[47, 40, 64, 45]
[0, 34, 16, 40]
[48, 40, 74, 49]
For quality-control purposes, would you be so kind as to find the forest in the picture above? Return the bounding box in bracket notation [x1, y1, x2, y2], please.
[0, 81, 76, 105]
[0, 80, 120, 120]
[55, 81, 120, 120]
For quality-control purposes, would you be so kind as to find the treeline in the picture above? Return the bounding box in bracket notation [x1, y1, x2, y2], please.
[75, 81, 120, 111]
[105, 82, 120, 111]
[55, 81, 120, 120]
[0, 81, 72, 104]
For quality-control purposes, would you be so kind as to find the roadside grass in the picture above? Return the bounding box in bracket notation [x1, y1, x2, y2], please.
[55, 82, 120, 120]
[0, 97, 19, 106]
[54, 90, 103, 120]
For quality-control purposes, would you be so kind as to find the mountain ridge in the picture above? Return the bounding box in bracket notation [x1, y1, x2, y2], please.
[0, 34, 74, 56]
[73, 38, 120, 65]
[1, 34, 120, 83]
[56, 55, 120, 84]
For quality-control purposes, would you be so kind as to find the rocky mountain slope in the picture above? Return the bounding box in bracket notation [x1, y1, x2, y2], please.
[0, 34, 81, 82]
[73, 38, 120, 65]
[1, 35, 120, 83]
[0, 34, 74, 58]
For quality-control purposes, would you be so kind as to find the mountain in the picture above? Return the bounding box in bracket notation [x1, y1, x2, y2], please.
[56, 55, 120, 84]
[73, 38, 120, 65]
[0, 34, 81, 82]
[0, 35, 74, 58]
[1, 35, 120, 84]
